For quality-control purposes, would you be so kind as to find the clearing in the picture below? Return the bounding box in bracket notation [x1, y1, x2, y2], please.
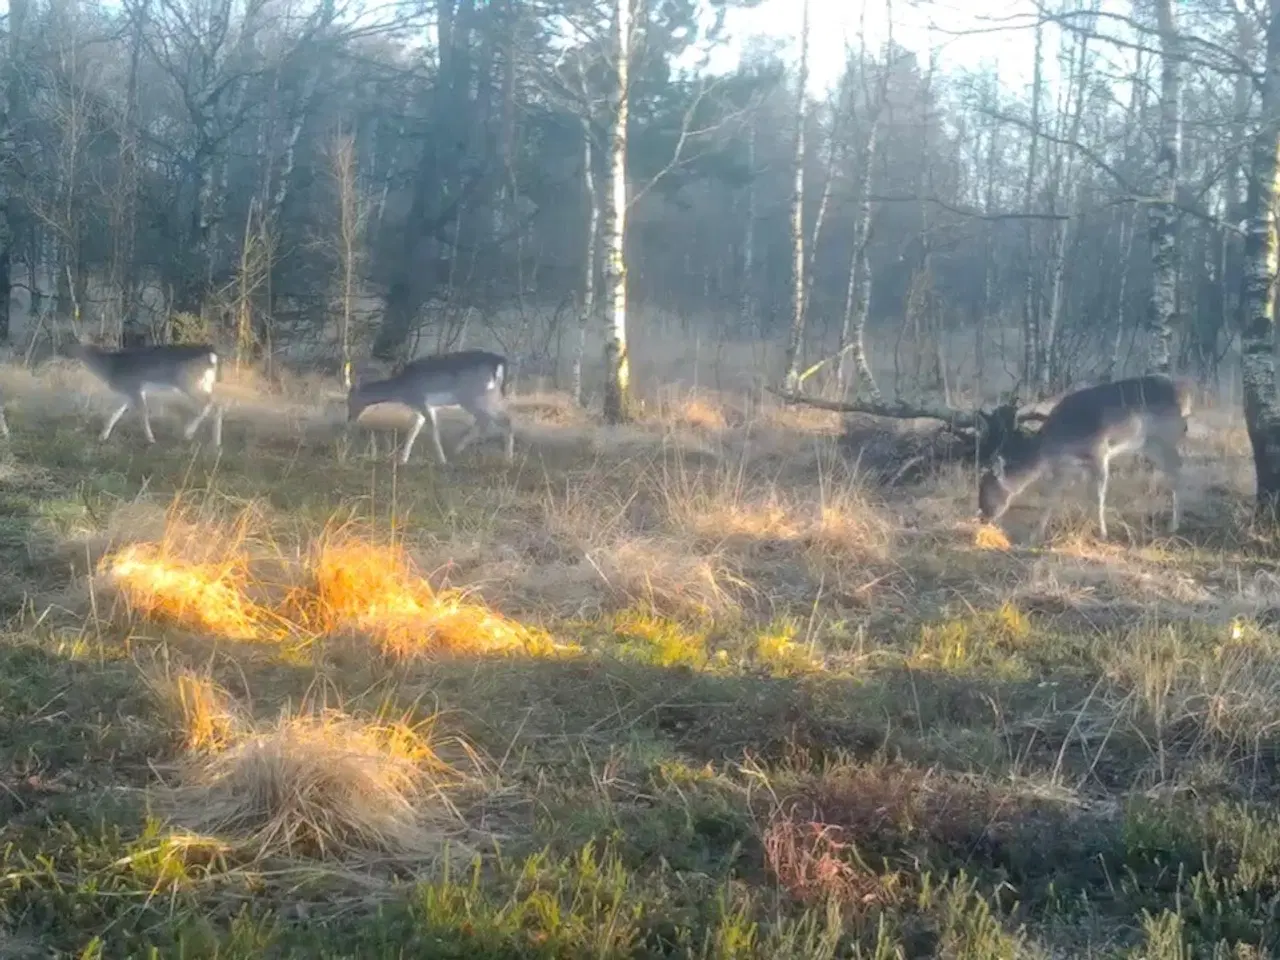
[0, 361, 1276, 958]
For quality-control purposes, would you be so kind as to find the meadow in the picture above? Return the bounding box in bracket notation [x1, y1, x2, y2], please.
[0, 349, 1278, 958]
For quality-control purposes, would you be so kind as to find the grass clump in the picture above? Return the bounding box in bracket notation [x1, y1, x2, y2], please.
[608, 605, 710, 669]
[105, 540, 274, 641]
[141, 658, 244, 752]
[303, 533, 559, 658]
[173, 707, 469, 860]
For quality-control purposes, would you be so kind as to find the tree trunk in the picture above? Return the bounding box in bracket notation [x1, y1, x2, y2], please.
[1148, 0, 1181, 375]
[837, 75, 883, 400]
[740, 125, 757, 334]
[573, 113, 599, 407]
[1021, 22, 1044, 389]
[601, 0, 633, 423]
[1241, 0, 1280, 517]
[0, 0, 28, 345]
[780, 0, 810, 391]
[1041, 29, 1090, 391]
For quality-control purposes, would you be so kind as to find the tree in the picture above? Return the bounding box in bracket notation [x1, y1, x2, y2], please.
[1241, 0, 1280, 516]
[1148, 0, 1181, 375]
[601, 0, 633, 422]
[779, 0, 809, 392]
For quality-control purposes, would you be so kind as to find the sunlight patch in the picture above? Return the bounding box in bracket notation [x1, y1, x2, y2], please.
[108, 542, 274, 640]
[973, 523, 1011, 551]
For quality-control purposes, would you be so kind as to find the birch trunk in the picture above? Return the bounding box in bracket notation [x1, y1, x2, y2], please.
[837, 94, 882, 399]
[1242, 0, 1280, 516]
[601, 0, 633, 423]
[780, 0, 810, 391]
[573, 115, 599, 407]
[1147, 0, 1181, 375]
[740, 125, 756, 333]
[1041, 30, 1089, 390]
[0, 0, 28, 344]
[1021, 22, 1044, 389]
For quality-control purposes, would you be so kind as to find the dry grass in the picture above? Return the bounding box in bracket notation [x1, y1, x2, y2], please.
[173, 707, 470, 860]
[106, 540, 276, 641]
[142, 659, 244, 752]
[300, 533, 558, 658]
[99, 510, 559, 657]
[762, 809, 902, 912]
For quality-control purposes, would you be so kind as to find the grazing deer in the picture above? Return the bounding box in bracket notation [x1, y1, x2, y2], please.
[977, 374, 1192, 540]
[346, 349, 514, 465]
[65, 341, 223, 447]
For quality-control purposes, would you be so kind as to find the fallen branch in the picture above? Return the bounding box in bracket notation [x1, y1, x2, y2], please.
[768, 387, 980, 429]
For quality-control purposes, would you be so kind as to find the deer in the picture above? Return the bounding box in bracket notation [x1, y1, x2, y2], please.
[345, 349, 514, 466]
[64, 340, 224, 447]
[977, 374, 1193, 541]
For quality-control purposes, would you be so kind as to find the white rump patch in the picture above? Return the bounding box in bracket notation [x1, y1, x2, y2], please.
[197, 366, 216, 394]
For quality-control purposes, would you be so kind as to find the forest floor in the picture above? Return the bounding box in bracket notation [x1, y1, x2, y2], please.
[0, 358, 1277, 959]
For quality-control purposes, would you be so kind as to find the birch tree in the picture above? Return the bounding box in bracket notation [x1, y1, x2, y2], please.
[574, 87, 600, 408]
[836, 8, 890, 400]
[1021, 21, 1044, 388]
[1147, 0, 1181, 375]
[601, 0, 633, 423]
[1242, 0, 1280, 516]
[780, 0, 809, 392]
[0, 0, 29, 344]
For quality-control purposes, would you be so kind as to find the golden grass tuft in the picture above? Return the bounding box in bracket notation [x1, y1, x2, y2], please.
[302, 535, 556, 658]
[142, 661, 244, 752]
[106, 541, 275, 641]
[176, 708, 467, 860]
[973, 523, 1012, 551]
[99, 506, 559, 657]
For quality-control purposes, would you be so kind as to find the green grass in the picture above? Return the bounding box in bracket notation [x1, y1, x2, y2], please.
[1, 384, 1280, 957]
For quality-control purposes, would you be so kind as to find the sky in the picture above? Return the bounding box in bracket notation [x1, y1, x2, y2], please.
[695, 0, 1061, 97]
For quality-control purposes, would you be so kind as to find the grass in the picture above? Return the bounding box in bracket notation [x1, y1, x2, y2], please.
[1, 367, 1280, 957]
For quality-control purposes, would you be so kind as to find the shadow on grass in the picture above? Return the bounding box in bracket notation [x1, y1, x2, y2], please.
[8, 627, 1280, 956]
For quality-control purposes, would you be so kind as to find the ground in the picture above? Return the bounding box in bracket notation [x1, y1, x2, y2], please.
[0, 358, 1278, 958]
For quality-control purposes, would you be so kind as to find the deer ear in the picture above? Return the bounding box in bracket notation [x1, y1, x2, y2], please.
[992, 454, 1006, 481]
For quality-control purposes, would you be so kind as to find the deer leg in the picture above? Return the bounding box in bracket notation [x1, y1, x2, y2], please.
[452, 413, 485, 456]
[1033, 468, 1061, 544]
[426, 406, 448, 465]
[136, 390, 156, 444]
[101, 398, 133, 442]
[211, 404, 224, 449]
[0, 406, 8, 439]
[1090, 457, 1111, 539]
[183, 394, 215, 440]
[1146, 439, 1183, 534]
[400, 411, 427, 465]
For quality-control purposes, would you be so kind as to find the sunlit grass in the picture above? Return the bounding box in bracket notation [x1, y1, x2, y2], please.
[107, 541, 276, 641]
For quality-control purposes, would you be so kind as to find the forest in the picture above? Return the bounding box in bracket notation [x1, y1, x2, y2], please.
[4, 0, 1280, 956]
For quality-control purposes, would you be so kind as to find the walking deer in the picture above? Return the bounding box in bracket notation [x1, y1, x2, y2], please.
[345, 349, 514, 465]
[65, 341, 224, 447]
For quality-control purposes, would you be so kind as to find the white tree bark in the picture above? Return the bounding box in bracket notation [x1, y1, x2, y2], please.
[1241, 0, 1280, 515]
[601, 0, 633, 423]
[1147, 0, 1181, 375]
[573, 114, 599, 407]
[1021, 22, 1044, 390]
[837, 43, 886, 400]
[780, 0, 810, 391]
